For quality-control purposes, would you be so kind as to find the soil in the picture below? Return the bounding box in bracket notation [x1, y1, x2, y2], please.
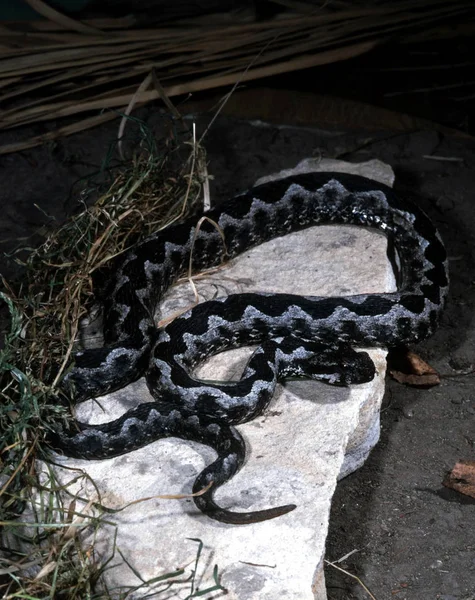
[1, 99, 474, 600]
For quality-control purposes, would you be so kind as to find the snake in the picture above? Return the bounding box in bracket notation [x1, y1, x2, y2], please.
[48, 172, 448, 525]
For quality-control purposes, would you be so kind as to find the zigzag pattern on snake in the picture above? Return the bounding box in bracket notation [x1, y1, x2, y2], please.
[49, 172, 448, 525]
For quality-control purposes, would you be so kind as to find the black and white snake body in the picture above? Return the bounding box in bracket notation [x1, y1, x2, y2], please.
[49, 172, 448, 525]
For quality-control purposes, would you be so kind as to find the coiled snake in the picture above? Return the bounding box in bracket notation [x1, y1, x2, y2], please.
[49, 172, 448, 525]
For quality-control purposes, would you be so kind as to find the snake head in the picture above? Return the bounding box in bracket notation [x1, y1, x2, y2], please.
[306, 345, 376, 386]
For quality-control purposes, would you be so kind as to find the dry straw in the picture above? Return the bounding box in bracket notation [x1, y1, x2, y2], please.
[1, 0, 474, 154]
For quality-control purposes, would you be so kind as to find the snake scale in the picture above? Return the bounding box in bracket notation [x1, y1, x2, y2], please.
[49, 172, 448, 525]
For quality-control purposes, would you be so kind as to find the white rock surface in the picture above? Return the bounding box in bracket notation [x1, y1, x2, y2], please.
[52, 159, 395, 599]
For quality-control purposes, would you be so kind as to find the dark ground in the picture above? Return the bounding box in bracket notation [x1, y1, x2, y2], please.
[1, 37, 475, 600]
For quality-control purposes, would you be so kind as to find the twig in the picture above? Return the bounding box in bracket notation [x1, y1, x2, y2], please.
[117, 72, 153, 160]
[24, 0, 104, 35]
[422, 154, 464, 162]
[385, 80, 475, 96]
[325, 559, 378, 600]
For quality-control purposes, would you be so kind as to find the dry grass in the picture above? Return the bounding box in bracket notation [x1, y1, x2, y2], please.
[0, 0, 474, 153]
[0, 114, 210, 598]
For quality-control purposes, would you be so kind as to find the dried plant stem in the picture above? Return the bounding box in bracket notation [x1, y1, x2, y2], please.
[1, 0, 473, 153]
[325, 559, 378, 600]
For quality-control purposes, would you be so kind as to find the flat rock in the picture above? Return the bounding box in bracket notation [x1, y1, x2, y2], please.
[52, 159, 395, 599]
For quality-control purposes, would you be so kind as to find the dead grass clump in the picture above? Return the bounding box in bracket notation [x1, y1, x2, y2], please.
[0, 117, 208, 597]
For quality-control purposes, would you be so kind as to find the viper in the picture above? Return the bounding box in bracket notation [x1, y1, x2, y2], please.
[49, 172, 448, 525]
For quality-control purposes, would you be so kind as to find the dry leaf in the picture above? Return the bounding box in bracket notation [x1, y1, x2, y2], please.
[405, 351, 438, 376]
[389, 349, 440, 387]
[34, 560, 57, 581]
[390, 371, 440, 386]
[442, 460, 475, 499]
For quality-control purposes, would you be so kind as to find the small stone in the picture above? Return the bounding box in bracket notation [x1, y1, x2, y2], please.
[435, 196, 455, 212]
[402, 407, 415, 418]
[448, 356, 473, 373]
